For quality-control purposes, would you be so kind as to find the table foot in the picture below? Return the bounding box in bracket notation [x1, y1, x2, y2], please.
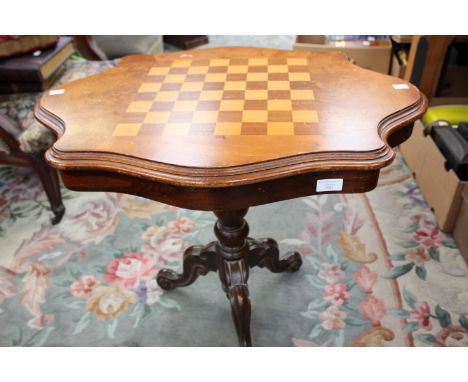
[247, 238, 302, 273]
[157, 242, 218, 290]
[220, 258, 252, 347]
[155, 208, 301, 346]
[214, 209, 252, 346]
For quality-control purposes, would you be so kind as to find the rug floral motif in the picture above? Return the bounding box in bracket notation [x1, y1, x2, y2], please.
[0, 152, 466, 347]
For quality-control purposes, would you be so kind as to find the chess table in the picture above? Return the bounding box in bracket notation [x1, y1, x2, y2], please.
[35, 47, 427, 346]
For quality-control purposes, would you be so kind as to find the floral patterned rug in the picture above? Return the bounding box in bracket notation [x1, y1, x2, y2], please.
[0, 151, 467, 346]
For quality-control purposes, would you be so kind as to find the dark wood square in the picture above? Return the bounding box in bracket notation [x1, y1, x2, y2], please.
[150, 102, 174, 111]
[161, 83, 182, 91]
[268, 111, 293, 122]
[248, 66, 268, 73]
[218, 111, 243, 122]
[222, 90, 245, 100]
[268, 90, 291, 99]
[227, 74, 247, 81]
[246, 81, 268, 90]
[203, 82, 224, 90]
[241, 122, 268, 135]
[244, 100, 267, 110]
[169, 67, 189, 74]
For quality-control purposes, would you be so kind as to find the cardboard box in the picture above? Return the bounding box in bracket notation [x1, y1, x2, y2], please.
[294, 36, 391, 74]
[400, 120, 467, 232]
[453, 186, 468, 264]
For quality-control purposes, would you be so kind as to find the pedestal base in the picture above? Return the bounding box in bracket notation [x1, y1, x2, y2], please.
[156, 209, 302, 346]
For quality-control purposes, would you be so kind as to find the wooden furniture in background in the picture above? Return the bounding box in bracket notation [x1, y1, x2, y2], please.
[73, 36, 108, 61]
[0, 113, 64, 223]
[404, 35, 455, 101]
[35, 47, 427, 346]
[0, 36, 118, 224]
[163, 35, 209, 50]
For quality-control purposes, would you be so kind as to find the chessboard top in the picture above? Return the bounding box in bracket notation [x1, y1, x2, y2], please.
[36, 47, 426, 187]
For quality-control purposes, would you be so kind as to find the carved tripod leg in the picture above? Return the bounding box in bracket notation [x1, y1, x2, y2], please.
[214, 209, 252, 347]
[157, 242, 218, 291]
[247, 238, 302, 273]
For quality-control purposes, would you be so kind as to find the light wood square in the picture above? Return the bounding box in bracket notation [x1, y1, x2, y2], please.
[138, 83, 162, 92]
[187, 66, 209, 74]
[268, 81, 290, 90]
[268, 100, 292, 111]
[211, 59, 230, 66]
[113, 123, 141, 137]
[181, 82, 204, 91]
[172, 60, 191, 67]
[163, 123, 191, 136]
[227, 66, 248, 74]
[205, 73, 227, 82]
[143, 112, 171, 124]
[290, 90, 315, 100]
[126, 101, 152, 113]
[245, 90, 268, 100]
[193, 111, 219, 123]
[155, 91, 179, 101]
[268, 65, 288, 73]
[215, 122, 242, 136]
[149, 67, 170, 75]
[292, 110, 318, 123]
[289, 72, 311, 81]
[220, 100, 244, 111]
[287, 58, 308, 65]
[267, 122, 294, 135]
[247, 73, 268, 81]
[224, 81, 247, 91]
[242, 110, 268, 123]
[199, 91, 223, 101]
[164, 74, 186, 83]
[173, 101, 198, 111]
[248, 58, 268, 65]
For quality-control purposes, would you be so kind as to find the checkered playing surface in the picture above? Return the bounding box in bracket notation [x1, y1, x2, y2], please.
[113, 57, 319, 137]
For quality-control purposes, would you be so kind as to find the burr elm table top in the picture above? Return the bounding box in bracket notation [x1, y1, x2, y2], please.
[35, 47, 427, 209]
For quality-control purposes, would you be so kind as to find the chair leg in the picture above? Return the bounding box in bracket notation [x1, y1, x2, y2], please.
[29, 152, 65, 224]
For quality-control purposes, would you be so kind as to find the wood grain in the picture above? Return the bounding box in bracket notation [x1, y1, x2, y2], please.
[36, 47, 427, 191]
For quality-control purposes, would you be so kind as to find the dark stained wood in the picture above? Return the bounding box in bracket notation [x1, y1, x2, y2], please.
[247, 238, 302, 272]
[0, 113, 65, 224]
[163, 35, 209, 50]
[34, 47, 428, 346]
[156, 208, 303, 346]
[157, 242, 217, 290]
[214, 209, 252, 346]
[29, 152, 65, 224]
[58, 167, 380, 211]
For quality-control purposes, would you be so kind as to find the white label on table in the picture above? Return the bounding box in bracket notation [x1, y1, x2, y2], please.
[49, 89, 65, 95]
[392, 84, 409, 90]
[316, 179, 343, 192]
